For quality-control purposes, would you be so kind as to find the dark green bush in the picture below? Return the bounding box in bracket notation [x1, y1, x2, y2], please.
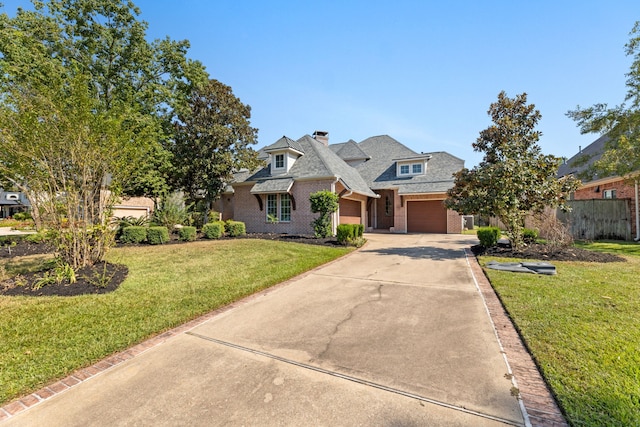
[477, 226, 501, 248]
[202, 222, 225, 239]
[147, 226, 169, 245]
[13, 212, 32, 221]
[523, 228, 539, 244]
[120, 226, 147, 244]
[179, 226, 197, 242]
[225, 220, 246, 237]
[336, 224, 364, 244]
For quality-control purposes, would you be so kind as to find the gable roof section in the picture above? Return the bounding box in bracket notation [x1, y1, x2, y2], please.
[354, 135, 464, 194]
[331, 139, 371, 162]
[233, 135, 377, 198]
[557, 134, 607, 182]
[263, 136, 305, 154]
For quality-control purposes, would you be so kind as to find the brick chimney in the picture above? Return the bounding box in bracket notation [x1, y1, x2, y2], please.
[313, 130, 329, 146]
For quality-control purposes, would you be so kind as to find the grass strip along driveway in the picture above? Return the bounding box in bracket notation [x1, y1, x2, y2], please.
[0, 239, 351, 406]
[480, 241, 640, 427]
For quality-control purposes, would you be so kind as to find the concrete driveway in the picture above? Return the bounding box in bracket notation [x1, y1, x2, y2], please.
[3, 233, 526, 426]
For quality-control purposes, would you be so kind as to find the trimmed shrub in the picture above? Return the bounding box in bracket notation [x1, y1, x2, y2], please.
[477, 226, 501, 248]
[202, 222, 225, 239]
[179, 226, 197, 242]
[147, 226, 169, 245]
[120, 226, 147, 244]
[225, 220, 246, 237]
[337, 223, 365, 245]
[523, 228, 539, 244]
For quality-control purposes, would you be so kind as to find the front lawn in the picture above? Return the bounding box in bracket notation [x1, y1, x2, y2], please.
[480, 242, 640, 426]
[0, 239, 351, 405]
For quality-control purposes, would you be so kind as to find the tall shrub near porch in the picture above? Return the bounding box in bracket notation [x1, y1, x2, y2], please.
[309, 191, 338, 238]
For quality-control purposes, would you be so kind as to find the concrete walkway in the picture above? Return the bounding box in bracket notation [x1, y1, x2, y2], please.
[3, 234, 532, 426]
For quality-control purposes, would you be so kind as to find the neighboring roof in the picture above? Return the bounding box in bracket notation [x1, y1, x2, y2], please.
[353, 136, 464, 194]
[263, 136, 304, 154]
[250, 177, 294, 194]
[233, 135, 378, 198]
[557, 134, 607, 182]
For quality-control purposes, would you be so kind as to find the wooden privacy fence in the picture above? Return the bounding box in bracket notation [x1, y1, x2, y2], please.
[557, 199, 631, 241]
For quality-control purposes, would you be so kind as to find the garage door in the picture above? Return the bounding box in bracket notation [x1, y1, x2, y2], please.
[339, 199, 361, 224]
[407, 201, 447, 233]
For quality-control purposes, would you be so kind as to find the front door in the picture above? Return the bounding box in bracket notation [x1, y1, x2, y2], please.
[375, 190, 394, 230]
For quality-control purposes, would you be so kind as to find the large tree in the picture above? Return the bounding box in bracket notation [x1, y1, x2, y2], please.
[567, 21, 640, 179]
[0, 0, 205, 268]
[169, 78, 261, 219]
[445, 92, 579, 249]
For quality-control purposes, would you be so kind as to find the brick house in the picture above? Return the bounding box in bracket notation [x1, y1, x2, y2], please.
[558, 134, 640, 240]
[216, 131, 465, 235]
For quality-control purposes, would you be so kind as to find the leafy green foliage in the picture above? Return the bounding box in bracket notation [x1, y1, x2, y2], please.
[310, 191, 339, 238]
[224, 220, 246, 237]
[567, 22, 640, 181]
[0, 0, 207, 268]
[202, 221, 225, 239]
[477, 227, 500, 247]
[446, 92, 580, 249]
[152, 193, 188, 231]
[169, 78, 262, 211]
[120, 226, 147, 244]
[522, 228, 539, 244]
[147, 226, 169, 245]
[178, 226, 197, 242]
[336, 223, 364, 245]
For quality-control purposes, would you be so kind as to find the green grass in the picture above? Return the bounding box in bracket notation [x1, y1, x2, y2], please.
[0, 239, 351, 405]
[480, 241, 640, 426]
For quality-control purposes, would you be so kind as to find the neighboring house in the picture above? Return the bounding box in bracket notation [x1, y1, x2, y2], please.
[111, 196, 155, 219]
[0, 188, 30, 219]
[558, 134, 640, 240]
[216, 131, 465, 235]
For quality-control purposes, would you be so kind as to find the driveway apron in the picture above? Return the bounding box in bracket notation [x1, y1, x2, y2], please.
[3, 234, 526, 426]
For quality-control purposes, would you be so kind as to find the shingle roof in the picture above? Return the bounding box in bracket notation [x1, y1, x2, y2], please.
[264, 136, 304, 154]
[557, 134, 607, 182]
[233, 135, 377, 198]
[353, 136, 464, 194]
[332, 139, 370, 161]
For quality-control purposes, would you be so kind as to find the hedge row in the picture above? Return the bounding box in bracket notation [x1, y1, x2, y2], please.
[119, 220, 247, 245]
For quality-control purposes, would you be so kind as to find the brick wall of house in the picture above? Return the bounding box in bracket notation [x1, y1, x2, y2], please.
[447, 209, 463, 233]
[573, 179, 636, 201]
[232, 179, 335, 235]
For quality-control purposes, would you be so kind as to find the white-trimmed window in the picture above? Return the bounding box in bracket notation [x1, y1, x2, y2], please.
[603, 189, 616, 199]
[266, 193, 291, 222]
[274, 154, 285, 170]
[398, 161, 425, 176]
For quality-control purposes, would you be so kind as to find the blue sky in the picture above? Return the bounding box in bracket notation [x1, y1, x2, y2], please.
[3, 1, 640, 167]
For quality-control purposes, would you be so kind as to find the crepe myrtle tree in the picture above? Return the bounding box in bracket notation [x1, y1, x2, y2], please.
[445, 91, 579, 249]
[309, 190, 339, 238]
[0, 0, 207, 268]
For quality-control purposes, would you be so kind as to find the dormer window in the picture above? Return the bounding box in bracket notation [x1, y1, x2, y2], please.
[274, 154, 285, 170]
[398, 161, 426, 177]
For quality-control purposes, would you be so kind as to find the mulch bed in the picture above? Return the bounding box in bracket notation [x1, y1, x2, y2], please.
[471, 242, 625, 263]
